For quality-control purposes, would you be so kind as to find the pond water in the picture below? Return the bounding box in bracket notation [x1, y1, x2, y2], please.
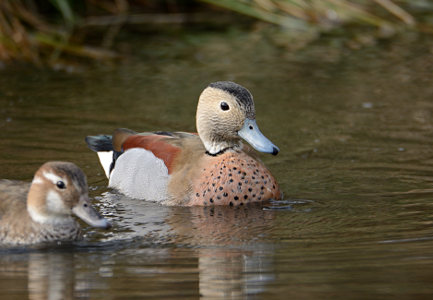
[0, 28, 433, 299]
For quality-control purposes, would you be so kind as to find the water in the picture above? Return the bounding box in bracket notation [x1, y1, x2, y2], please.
[0, 29, 433, 299]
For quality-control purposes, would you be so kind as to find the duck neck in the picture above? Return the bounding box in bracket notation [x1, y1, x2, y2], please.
[202, 138, 243, 156]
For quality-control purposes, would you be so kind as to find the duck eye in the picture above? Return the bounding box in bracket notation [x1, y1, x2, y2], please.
[56, 181, 66, 189]
[220, 102, 230, 111]
[249, 125, 253, 130]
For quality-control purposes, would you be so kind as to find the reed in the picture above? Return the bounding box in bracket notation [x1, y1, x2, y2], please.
[0, 0, 431, 65]
[0, 0, 117, 65]
[200, 0, 422, 30]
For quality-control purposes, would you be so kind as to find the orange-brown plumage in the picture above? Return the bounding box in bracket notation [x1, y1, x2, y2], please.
[190, 151, 280, 206]
[122, 135, 181, 174]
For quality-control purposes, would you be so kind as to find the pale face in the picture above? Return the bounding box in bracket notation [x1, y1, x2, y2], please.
[196, 87, 249, 142]
[34, 167, 85, 215]
[196, 82, 279, 155]
[28, 162, 110, 228]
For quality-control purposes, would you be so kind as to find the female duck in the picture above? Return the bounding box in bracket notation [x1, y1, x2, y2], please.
[86, 81, 282, 206]
[0, 161, 111, 245]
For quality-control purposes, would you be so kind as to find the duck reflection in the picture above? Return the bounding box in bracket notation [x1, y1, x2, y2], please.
[167, 204, 276, 298]
[0, 250, 76, 300]
[27, 252, 75, 300]
[197, 248, 274, 298]
[0, 193, 278, 299]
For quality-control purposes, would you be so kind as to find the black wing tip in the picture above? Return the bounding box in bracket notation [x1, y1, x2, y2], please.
[153, 131, 174, 137]
[85, 135, 113, 152]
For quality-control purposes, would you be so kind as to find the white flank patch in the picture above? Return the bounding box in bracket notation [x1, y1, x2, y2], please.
[97, 151, 114, 179]
[31, 176, 44, 185]
[109, 148, 169, 202]
[43, 171, 67, 186]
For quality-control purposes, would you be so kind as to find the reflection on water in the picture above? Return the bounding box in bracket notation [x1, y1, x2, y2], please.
[0, 251, 77, 300]
[27, 252, 75, 300]
[198, 248, 273, 298]
[98, 194, 276, 298]
[169, 205, 276, 298]
[0, 195, 277, 299]
[0, 29, 433, 298]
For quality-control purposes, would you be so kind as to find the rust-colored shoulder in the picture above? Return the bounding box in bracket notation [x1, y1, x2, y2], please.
[112, 128, 137, 152]
[122, 134, 181, 174]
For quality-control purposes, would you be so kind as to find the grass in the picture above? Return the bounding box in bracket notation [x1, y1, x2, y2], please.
[201, 0, 423, 29]
[0, 0, 431, 66]
[0, 0, 118, 66]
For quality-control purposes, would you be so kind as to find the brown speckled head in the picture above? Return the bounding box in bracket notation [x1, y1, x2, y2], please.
[190, 151, 281, 206]
[27, 162, 110, 228]
[28, 162, 87, 214]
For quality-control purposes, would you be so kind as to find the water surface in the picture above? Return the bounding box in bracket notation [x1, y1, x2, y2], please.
[0, 29, 433, 299]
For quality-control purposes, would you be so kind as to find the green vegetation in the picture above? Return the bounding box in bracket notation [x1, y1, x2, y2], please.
[0, 0, 431, 66]
[203, 0, 420, 28]
[0, 0, 119, 65]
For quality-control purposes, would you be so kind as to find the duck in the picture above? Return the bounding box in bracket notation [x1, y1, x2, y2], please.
[0, 161, 111, 245]
[86, 81, 282, 206]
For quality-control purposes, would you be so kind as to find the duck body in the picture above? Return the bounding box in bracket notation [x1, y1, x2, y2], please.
[88, 130, 280, 206]
[0, 162, 111, 246]
[86, 81, 282, 206]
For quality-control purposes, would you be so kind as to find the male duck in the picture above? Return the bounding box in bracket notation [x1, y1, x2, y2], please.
[86, 81, 282, 206]
[0, 161, 111, 245]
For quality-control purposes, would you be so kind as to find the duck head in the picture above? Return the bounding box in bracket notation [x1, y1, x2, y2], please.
[196, 81, 279, 156]
[27, 162, 111, 229]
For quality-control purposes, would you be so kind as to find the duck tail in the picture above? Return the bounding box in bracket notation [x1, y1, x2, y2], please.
[85, 135, 113, 152]
[85, 135, 117, 179]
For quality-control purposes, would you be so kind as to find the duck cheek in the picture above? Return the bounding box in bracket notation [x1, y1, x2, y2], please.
[72, 196, 111, 229]
[46, 190, 70, 215]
